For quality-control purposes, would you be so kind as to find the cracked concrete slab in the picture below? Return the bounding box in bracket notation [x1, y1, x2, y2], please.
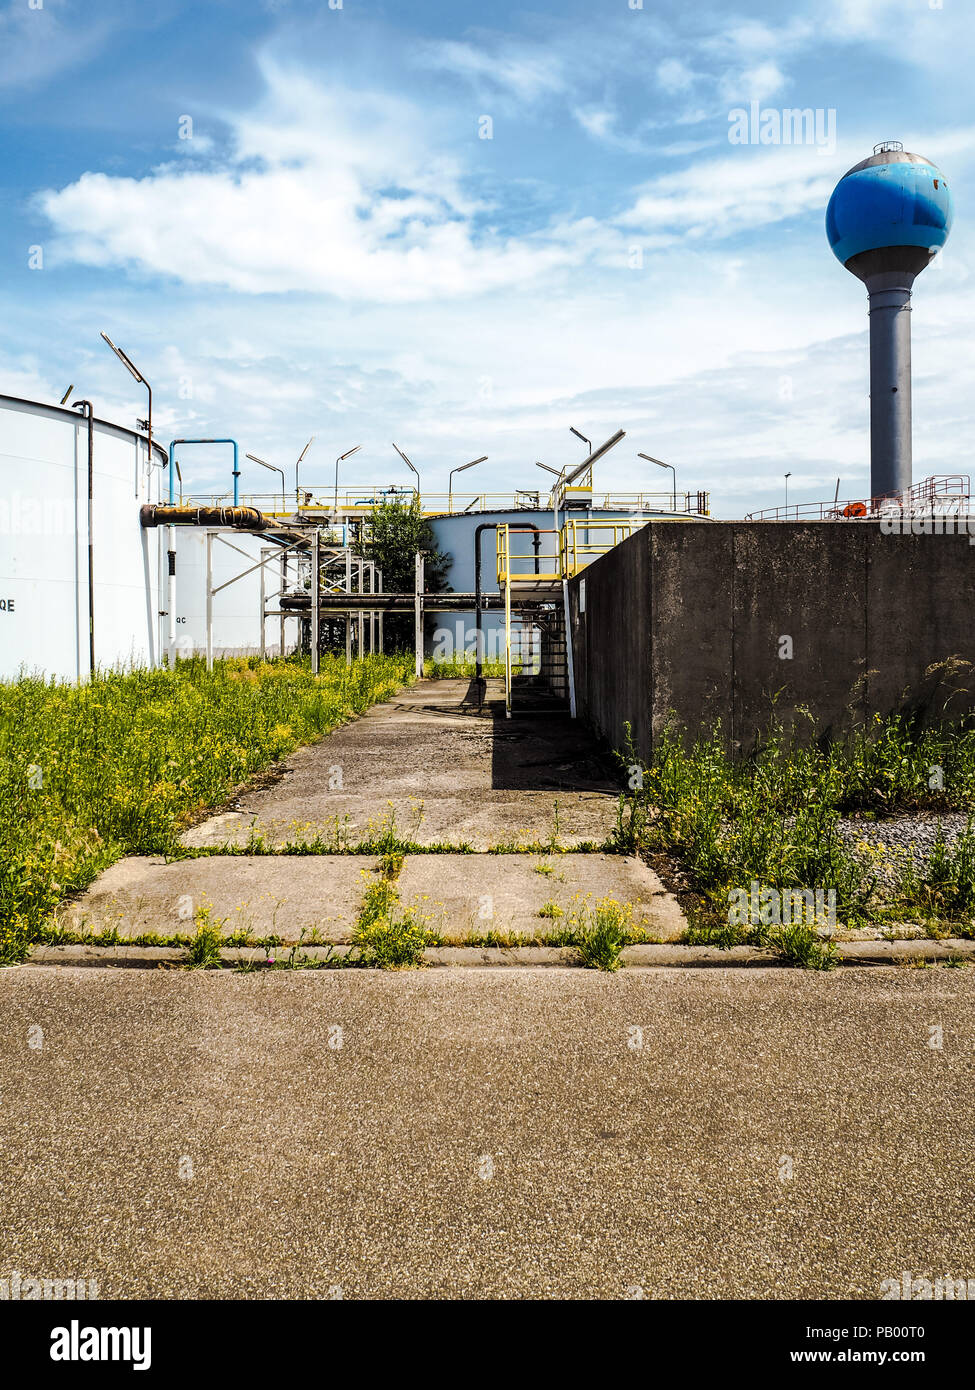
[180, 678, 620, 850]
[57, 850, 686, 944]
[397, 853, 686, 940]
[57, 856, 376, 941]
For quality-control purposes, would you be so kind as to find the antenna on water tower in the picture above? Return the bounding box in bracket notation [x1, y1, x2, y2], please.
[826, 141, 953, 500]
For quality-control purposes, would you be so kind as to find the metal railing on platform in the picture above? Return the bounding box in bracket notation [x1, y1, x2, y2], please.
[496, 518, 651, 585]
[745, 475, 972, 521]
[184, 487, 710, 519]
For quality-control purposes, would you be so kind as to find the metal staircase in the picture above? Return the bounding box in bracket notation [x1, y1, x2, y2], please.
[496, 518, 648, 717]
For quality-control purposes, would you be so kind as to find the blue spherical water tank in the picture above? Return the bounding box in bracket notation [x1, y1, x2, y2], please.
[826, 145, 952, 267]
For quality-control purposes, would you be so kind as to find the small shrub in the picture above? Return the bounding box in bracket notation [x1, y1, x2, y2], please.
[185, 902, 225, 969]
[354, 909, 430, 969]
[352, 877, 431, 968]
[572, 897, 632, 972]
[538, 901, 564, 919]
[763, 922, 837, 971]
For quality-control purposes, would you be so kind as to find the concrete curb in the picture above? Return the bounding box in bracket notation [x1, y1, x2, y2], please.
[23, 938, 975, 970]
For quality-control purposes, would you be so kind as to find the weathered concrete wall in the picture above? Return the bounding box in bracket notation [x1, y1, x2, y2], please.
[570, 526, 651, 760]
[568, 521, 975, 760]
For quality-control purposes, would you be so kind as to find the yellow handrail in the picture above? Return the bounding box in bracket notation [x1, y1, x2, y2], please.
[497, 519, 650, 584]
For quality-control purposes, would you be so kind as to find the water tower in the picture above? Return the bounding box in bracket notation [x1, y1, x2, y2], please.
[826, 142, 953, 500]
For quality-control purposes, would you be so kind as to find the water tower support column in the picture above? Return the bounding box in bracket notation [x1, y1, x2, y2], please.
[866, 273, 915, 498]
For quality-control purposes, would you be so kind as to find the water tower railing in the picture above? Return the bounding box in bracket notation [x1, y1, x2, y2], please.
[745, 475, 972, 521]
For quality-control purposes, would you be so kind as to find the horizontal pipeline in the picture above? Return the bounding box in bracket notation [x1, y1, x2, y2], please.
[140, 504, 268, 530]
[280, 592, 505, 612]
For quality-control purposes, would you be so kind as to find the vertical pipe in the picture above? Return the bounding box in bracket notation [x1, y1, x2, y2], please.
[474, 523, 496, 697]
[504, 550, 512, 719]
[357, 556, 364, 657]
[205, 530, 213, 672]
[232, 440, 240, 506]
[414, 550, 424, 679]
[259, 548, 267, 662]
[167, 527, 176, 666]
[86, 407, 94, 677]
[145, 384, 152, 502]
[377, 567, 384, 654]
[73, 402, 96, 678]
[311, 529, 320, 675]
[280, 551, 287, 656]
[345, 548, 352, 663]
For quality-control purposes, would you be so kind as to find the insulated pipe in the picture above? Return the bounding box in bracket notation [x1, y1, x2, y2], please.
[140, 504, 267, 529]
[73, 401, 95, 678]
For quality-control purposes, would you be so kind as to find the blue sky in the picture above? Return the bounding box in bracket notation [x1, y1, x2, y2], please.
[1, 0, 972, 515]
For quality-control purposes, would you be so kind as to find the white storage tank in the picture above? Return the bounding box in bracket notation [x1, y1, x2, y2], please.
[0, 393, 165, 682]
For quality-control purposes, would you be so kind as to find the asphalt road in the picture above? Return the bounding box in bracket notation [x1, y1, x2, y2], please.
[1, 964, 973, 1300]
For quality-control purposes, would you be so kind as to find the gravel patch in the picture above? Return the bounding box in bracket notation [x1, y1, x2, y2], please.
[838, 811, 971, 855]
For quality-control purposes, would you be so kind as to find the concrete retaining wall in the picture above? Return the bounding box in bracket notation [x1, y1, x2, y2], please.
[568, 520, 975, 760]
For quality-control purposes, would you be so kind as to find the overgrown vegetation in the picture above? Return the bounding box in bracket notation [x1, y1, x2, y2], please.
[423, 655, 508, 679]
[0, 653, 414, 965]
[887, 822, 975, 935]
[613, 712, 975, 949]
[349, 855, 436, 968]
[185, 901, 226, 969]
[571, 897, 633, 971]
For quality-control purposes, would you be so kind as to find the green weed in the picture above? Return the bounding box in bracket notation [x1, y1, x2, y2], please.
[0, 653, 413, 952]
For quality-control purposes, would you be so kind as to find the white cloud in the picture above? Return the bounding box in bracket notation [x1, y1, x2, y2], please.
[656, 58, 696, 95]
[414, 37, 567, 103]
[728, 61, 787, 103]
[38, 59, 591, 302]
[616, 146, 836, 241]
[16, 10, 975, 520]
[0, 3, 118, 92]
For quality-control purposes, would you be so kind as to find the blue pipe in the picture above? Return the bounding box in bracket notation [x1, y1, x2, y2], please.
[168, 437, 241, 504]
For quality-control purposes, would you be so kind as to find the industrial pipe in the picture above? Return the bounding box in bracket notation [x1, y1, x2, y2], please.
[140, 504, 267, 530]
[168, 438, 241, 506]
[73, 401, 95, 677]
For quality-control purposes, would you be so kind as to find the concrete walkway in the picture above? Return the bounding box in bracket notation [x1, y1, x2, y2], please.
[182, 679, 619, 850]
[58, 678, 687, 943]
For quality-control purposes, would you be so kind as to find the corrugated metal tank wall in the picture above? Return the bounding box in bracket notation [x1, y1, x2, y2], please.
[0, 395, 164, 682]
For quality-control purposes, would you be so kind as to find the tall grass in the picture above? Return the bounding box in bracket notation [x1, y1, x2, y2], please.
[613, 713, 975, 934]
[423, 656, 510, 679]
[0, 654, 413, 962]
